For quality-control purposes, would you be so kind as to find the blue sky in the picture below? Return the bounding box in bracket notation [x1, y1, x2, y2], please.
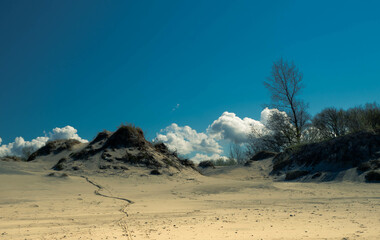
[1, 1, 380, 159]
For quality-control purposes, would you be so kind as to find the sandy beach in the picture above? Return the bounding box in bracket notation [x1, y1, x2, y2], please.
[1, 159, 379, 240]
[2, 1, 380, 239]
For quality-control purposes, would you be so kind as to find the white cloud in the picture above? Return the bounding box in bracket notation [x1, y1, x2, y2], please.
[0, 126, 87, 158]
[207, 111, 266, 144]
[155, 123, 222, 155]
[260, 107, 288, 127]
[49, 126, 87, 142]
[0, 136, 49, 158]
[0, 137, 2, 145]
[191, 153, 228, 162]
[156, 108, 287, 159]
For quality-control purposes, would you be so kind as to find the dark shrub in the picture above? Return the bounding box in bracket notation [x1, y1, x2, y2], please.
[250, 151, 277, 161]
[357, 162, 371, 172]
[150, 169, 161, 175]
[311, 172, 322, 179]
[245, 151, 277, 166]
[213, 158, 237, 166]
[179, 159, 195, 168]
[371, 159, 380, 170]
[365, 171, 380, 182]
[99, 164, 112, 169]
[272, 158, 292, 173]
[198, 160, 215, 169]
[52, 158, 67, 171]
[0, 156, 23, 162]
[154, 142, 169, 153]
[285, 170, 309, 180]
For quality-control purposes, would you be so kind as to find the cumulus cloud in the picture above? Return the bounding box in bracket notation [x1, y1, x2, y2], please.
[49, 126, 87, 142]
[0, 136, 49, 158]
[0, 137, 2, 145]
[190, 153, 228, 162]
[156, 108, 286, 160]
[207, 108, 289, 143]
[260, 107, 288, 127]
[155, 123, 222, 155]
[207, 111, 265, 144]
[0, 126, 87, 158]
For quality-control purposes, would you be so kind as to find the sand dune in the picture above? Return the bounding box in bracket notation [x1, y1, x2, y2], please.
[1, 158, 379, 240]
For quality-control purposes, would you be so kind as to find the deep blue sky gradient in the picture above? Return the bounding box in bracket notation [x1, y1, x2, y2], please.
[1, 0, 380, 143]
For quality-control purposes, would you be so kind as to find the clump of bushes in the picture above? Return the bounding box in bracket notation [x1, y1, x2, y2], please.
[247, 102, 380, 160]
[198, 158, 238, 168]
[150, 169, 161, 175]
[357, 159, 380, 172]
[179, 158, 196, 168]
[365, 171, 380, 182]
[211, 158, 237, 166]
[357, 162, 372, 172]
[285, 170, 309, 180]
[312, 103, 380, 141]
[250, 151, 277, 161]
[198, 160, 215, 168]
[52, 158, 67, 171]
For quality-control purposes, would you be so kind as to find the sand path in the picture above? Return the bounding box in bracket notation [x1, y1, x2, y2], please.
[81, 175, 134, 240]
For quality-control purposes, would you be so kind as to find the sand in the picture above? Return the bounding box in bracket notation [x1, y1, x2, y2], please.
[0, 159, 379, 240]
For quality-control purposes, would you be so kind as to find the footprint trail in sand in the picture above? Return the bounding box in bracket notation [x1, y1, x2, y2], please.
[81, 176, 134, 240]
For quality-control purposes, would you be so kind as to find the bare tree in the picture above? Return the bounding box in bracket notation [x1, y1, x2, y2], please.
[362, 102, 380, 131]
[246, 111, 295, 155]
[228, 143, 245, 164]
[264, 58, 310, 143]
[345, 103, 380, 133]
[312, 107, 347, 139]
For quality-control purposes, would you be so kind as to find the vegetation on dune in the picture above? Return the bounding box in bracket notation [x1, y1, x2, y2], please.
[365, 171, 380, 182]
[285, 170, 310, 181]
[198, 158, 238, 168]
[246, 58, 380, 163]
[198, 160, 215, 169]
[263, 57, 310, 144]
